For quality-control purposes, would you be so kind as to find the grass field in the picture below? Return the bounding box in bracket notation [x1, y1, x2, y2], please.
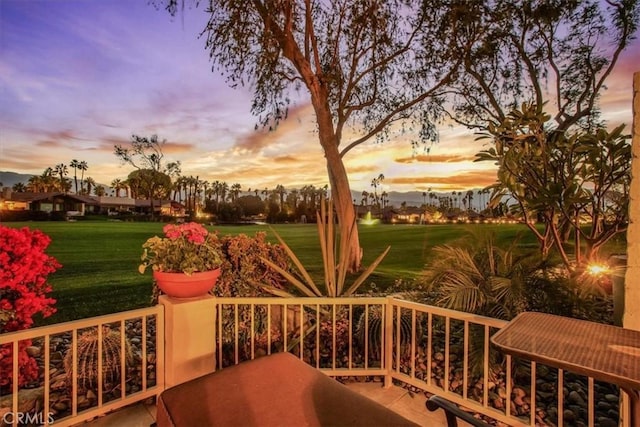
[3, 220, 603, 325]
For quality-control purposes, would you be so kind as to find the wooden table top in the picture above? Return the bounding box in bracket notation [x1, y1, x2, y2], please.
[491, 312, 640, 391]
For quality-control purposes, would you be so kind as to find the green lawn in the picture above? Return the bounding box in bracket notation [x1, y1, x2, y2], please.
[3, 220, 556, 325]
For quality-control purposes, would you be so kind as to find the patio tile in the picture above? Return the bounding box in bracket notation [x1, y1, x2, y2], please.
[344, 382, 457, 427]
[344, 381, 408, 406]
[75, 402, 156, 427]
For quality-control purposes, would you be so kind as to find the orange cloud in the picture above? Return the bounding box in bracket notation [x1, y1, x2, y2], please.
[98, 135, 194, 154]
[345, 164, 380, 174]
[234, 103, 314, 153]
[388, 170, 497, 191]
[273, 155, 299, 163]
[394, 153, 477, 164]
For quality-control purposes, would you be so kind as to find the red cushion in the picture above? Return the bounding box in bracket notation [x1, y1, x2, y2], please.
[157, 352, 419, 426]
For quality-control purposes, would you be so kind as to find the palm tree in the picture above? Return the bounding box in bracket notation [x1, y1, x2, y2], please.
[466, 190, 474, 212]
[54, 163, 68, 192]
[12, 182, 26, 192]
[230, 183, 242, 203]
[94, 185, 106, 197]
[288, 188, 299, 211]
[27, 175, 43, 192]
[122, 179, 131, 198]
[211, 181, 221, 207]
[274, 185, 287, 211]
[84, 177, 96, 196]
[219, 182, 229, 203]
[111, 179, 125, 197]
[370, 174, 384, 210]
[70, 159, 80, 193]
[78, 161, 88, 194]
[202, 180, 210, 205]
[361, 190, 369, 206]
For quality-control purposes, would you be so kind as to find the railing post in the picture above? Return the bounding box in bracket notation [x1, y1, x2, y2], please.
[160, 295, 216, 388]
[383, 296, 394, 388]
[620, 70, 640, 427]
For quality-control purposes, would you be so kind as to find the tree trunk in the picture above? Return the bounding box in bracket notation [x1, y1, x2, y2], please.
[313, 106, 362, 273]
[292, 43, 362, 272]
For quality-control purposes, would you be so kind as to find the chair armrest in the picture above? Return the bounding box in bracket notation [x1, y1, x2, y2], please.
[425, 395, 491, 427]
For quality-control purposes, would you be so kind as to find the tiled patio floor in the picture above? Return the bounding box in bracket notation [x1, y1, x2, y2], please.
[78, 382, 474, 427]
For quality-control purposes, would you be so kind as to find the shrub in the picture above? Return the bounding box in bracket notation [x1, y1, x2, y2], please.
[212, 232, 293, 365]
[420, 230, 611, 322]
[215, 232, 291, 297]
[0, 225, 59, 388]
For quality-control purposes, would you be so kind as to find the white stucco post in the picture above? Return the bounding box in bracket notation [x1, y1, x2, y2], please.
[624, 72, 640, 331]
[619, 71, 640, 427]
[159, 295, 217, 388]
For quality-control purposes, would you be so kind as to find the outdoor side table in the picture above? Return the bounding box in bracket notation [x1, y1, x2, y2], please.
[491, 312, 640, 426]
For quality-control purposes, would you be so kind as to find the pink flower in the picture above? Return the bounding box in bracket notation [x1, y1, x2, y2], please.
[163, 224, 181, 240]
[140, 222, 222, 275]
[187, 233, 205, 244]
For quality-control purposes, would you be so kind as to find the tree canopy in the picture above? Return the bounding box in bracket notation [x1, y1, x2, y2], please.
[159, 0, 476, 270]
[447, 0, 639, 133]
[156, 0, 638, 271]
[114, 134, 181, 218]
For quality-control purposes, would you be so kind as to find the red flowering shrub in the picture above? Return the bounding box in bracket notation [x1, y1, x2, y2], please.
[0, 225, 59, 388]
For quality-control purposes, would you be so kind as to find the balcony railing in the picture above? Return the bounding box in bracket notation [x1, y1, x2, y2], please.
[0, 297, 622, 427]
[0, 306, 164, 427]
[212, 297, 621, 427]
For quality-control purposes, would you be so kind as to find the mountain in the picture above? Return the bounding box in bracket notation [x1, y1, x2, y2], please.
[350, 189, 488, 209]
[0, 171, 34, 188]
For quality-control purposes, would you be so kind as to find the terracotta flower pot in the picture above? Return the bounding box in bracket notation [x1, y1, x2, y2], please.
[153, 268, 221, 299]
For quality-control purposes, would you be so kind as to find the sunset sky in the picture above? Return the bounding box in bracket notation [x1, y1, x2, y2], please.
[1, 1, 638, 194]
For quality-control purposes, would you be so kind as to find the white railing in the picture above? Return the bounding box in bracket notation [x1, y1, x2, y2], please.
[214, 296, 618, 427]
[0, 306, 164, 427]
[385, 298, 515, 424]
[214, 297, 388, 377]
[0, 296, 617, 427]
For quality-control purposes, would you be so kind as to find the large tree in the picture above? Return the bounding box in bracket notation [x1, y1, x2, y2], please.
[159, 0, 474, 271]
[447, 0, 639, 133]
[449, 0, 638, 267]
[114, 135, 181, 219]
[476, 103, 631, 268]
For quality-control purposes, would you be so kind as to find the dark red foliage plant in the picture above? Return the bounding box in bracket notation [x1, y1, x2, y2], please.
[0, 225, 60, 388]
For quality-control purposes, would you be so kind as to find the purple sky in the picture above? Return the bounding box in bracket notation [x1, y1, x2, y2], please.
[0, 1, 638, 193]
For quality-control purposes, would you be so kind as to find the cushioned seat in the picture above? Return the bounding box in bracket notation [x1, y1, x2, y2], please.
[157, 352, 419, 426]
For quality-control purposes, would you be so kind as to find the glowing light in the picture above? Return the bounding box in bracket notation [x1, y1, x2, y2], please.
[586, 263, 610, 276]
[359, 211, 380, 225]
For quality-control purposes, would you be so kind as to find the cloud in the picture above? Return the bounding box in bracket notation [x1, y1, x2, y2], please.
[344, 164, 380, 174]
[388, 170, 497, 191]
[273, 155, 299, 163]
[395, 153, 477, 164]
[233, 103, 315, 153]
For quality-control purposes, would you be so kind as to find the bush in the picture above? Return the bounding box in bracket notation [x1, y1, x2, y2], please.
[215, 232, 291, 297]
[419, 230, 612, 322]
[0, 226, 59, 388]
[212, 232, 293, 365]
